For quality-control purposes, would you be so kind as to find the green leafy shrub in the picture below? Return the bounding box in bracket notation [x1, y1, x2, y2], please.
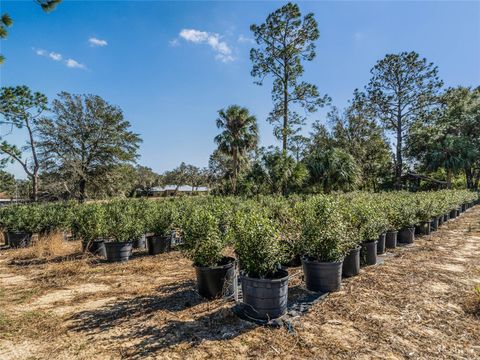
[71, 203, 108, 242]
[181, 205, 225, 267]
[300, 195, 353, 262]
[104, 200, 144, 242]
[233, 207, 283, 278]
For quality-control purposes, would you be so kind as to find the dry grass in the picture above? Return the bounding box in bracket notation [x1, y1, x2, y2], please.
[0, 207, 479, 359]
[9, 232, 80, 262]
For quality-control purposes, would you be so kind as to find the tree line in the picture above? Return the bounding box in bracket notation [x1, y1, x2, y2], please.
[209, 3, 480, 195]
[1, 2, 479, 201]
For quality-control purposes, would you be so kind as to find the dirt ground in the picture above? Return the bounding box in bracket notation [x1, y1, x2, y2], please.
[1, 207, 479, 360]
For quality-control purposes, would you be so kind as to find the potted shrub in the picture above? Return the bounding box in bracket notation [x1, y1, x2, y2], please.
[380, 195, 404, 249]
[182, 206, 234, 300]
[414, 194, 434, 236]
[300, 196, 352, 292]
[266, 197, 302, 267]
[395, 194, 418, 244]
[72, 203, 108, 257]
[144, 201, 177, 255]
[234, 207, 288, 320]
[0, 205, 38, 248]
[103, 200, 144, 262]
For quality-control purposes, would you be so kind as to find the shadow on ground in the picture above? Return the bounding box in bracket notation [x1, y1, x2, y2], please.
[68, 279, 253, 357]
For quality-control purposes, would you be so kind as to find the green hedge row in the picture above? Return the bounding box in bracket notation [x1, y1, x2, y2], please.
[0, 190, 477, 277]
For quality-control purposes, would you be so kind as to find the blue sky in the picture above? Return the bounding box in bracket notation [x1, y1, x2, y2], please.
[1, 0, 479, 178]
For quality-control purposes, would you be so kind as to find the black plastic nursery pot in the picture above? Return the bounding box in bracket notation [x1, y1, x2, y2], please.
[431, 217, 439, 231]
[7, 231, 32, 248]
[342, 246, 360, 278]
[417, 221, 431, 236]
[146, 235, 171, 255]
[132, 234, 146, 250]
[450, 209, 457, 219]
[456, 208, 461, 217]
[104, 242, 133, 262]
[377, 233, 386, 255]
[302, 258, 343, 293]
[195, 257, 235, 299]
[436, 216, 443, 228]
[82, 239, 107, 257]
[444, 213, 450, 222]
[241, 269, 289, 320]
[398, 227, 415, 244]
[385, 231, 398, 249]
[361, 240, 378, 266]
[461, 204, 467, 212]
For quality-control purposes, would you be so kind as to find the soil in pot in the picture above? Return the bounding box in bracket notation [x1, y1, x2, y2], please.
[241, 269, 288, 320]
[398, 227, 415, 244]
[133, 234, 146, 250]
[195, 257, 235, 299]
[361, 240, 378, 266]
[302, 258, 343, 293]
[147, 235, 171, 255]
[342, 246, 360, 278]
[385, 231, 398, 249]
[7, 231, 32, 248]
[82, 239, 107, 257]
[377, 233, 386, 255]
[104, 242, 133, 262]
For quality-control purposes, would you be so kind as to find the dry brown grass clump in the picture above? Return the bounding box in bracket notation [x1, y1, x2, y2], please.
[10, 233, 81, 262]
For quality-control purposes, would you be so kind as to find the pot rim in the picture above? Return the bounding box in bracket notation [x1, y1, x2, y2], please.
[104, 241, 133, 246]
[240, 268, 289, 283]
[195, 256, 236, 270]
[301, 257, 343, 266]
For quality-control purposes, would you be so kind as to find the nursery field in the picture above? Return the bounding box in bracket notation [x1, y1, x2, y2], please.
[0, 204, 479, 359]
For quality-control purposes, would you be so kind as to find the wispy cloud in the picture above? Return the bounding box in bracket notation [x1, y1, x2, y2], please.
[49, 52, 62, 61]
[34, 48, 85, 70]
[237, 34, 254, 44]
[88, 37, 108, 47]
[35, 48, 62, 61]
[169, 38, 180, 47]
[178, 29, 234, 63]
[65, 58, 86, 69]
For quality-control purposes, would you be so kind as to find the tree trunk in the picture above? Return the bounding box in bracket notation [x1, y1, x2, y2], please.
[395, 120, 403, 190]
[282, 74, 289, 152]
[446, 169, 453, 189]
[79, 177, 87, 202]
[465, 167, 473, 189]
[232, 147, 238, 194]
[31, 173, 39, 202]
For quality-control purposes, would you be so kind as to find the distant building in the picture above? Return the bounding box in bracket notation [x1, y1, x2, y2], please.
[0, 192, 27, 206]
[146, 185, 210, 197]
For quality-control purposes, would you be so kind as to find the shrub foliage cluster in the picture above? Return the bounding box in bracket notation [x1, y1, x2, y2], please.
[0, 190, 477, 277]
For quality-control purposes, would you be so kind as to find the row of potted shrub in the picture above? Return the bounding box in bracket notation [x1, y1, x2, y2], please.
[0, 190, 478, 320]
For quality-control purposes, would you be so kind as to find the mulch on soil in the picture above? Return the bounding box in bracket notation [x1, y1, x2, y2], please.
[0, 207, 479, 359]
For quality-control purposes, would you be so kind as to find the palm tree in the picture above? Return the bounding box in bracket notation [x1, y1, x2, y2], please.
[214, 105, 258, 194]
